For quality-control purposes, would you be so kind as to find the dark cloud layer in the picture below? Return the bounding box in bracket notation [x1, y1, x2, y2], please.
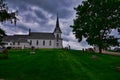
[7, 0, 81, 18]
[1, 0, 93, 50]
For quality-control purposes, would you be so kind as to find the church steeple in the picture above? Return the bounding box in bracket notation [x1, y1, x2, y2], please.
[29, 28, 31, 35]
[53, 14, 63, 48]
[54, 15, 62, 33]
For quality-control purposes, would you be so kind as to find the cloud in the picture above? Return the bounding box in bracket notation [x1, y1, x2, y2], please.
[110, 29, 120, 38]
[0, 0, 93, 50]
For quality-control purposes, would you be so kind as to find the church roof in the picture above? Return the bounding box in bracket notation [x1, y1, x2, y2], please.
[2, 36, 15, 42]
[2, 32, 55, 42]
[2, 35, 28, 42]
[18, 38, 28, 43]
[29, 32, 55, 39]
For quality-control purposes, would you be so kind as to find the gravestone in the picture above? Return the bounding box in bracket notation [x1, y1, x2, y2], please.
[91, 55, 98, 60]
[30, 46, 35, 55]
[116, 67, 120, 72]
[3, 48, 8, 59]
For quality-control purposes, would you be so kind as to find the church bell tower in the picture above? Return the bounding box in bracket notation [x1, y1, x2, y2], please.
[53, 15, 63, 48]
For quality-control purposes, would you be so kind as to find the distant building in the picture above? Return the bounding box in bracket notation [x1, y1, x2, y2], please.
[2, 16, 63, 49]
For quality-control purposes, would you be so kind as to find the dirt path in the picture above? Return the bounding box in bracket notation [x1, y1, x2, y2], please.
[96, 50, 120, 56]
[102, 50, 120, 56]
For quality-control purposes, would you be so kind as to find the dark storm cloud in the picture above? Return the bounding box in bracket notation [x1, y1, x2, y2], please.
[7, 0, 81, 18]
[3, 0, 89, 50]
[35, 11, 48, 21]
[6, 0, 81, 28]
[3, 23, 29, 32]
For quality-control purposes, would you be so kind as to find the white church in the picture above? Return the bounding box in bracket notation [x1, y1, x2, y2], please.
[2, 16, 63, 49]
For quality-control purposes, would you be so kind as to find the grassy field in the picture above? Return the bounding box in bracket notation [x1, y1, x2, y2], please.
[0, 49, 120, 80]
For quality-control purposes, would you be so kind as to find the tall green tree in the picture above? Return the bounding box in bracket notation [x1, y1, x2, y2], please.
[0, 0, 18, 24]
[0, 0, 17, 45]
[71, 0, 120, 53]
[0, 28, 6, 45]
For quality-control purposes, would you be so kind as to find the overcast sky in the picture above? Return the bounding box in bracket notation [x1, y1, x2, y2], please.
[1, 0, 119, 50]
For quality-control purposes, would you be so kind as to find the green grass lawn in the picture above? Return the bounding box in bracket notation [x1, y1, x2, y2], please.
[0, 49, 120, 80]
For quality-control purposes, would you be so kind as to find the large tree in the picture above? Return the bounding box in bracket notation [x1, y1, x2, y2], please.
[0, 0, 18, 24]
[0, 0, 17, 45]
[0, 28, 6, 45]
[71, 0, 120, 53]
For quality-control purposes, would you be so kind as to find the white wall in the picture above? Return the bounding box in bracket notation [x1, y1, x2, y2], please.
[54, 33, 61, 38]
[12, 42, 30, 48]
[3, 42, 12, 48]
[28, 39, 55, 48]
[54, 39, 63, 48]
[4, 39, 63, 49]
[54, 33, 63, 48]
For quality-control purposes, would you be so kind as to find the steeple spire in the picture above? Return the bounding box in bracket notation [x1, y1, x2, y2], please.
[29, 28, 31, 35]
[29, 28, 31, 33]
[54, 14, 62, 33]
[56, 14, 59, 28]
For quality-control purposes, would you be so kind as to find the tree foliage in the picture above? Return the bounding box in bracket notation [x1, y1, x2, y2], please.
[71, 0, 120, 53]
[0, 28, 6, 45]
[0, 0, 18, 45]
[0, 0, 18, 25]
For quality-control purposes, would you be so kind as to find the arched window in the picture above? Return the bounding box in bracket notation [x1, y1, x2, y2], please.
[30, 40, 32, 45]
[18, 42, 20, 45]
[57, 34, 59, 38]
[43, 40, 45, 46]
[49, 40, 51, 46]
[36, 40, 39, 45]
[57, 43, 59, 47]
[57, 39, 59, 42]
[13, 42, 15, 45]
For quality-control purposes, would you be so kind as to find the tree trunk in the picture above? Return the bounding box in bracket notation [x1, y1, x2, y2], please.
[98, 33, 102, 53]
[98, 46, 102, 53]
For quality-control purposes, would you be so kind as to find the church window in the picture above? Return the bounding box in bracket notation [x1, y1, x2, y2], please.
[36, 40, 39, 45]
[18, 42, 19, 45]
[13, 42, 15, 45]
[57, 34, 59, 38]
[30, 40, 32, 45]
[49, 40, 51, 46]
[57, 43, 59, 47]
[43, 40, 45, 46]
[57, 39, 59, 42]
